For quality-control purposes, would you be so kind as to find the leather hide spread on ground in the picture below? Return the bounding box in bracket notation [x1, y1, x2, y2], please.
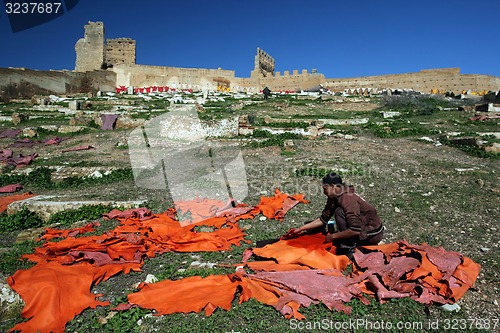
[6, 189, 480, 333]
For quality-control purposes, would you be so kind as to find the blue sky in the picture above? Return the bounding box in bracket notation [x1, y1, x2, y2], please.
[1, 0, 499, 78]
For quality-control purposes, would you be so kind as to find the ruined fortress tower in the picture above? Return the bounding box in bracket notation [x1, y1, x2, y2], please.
[75, 21, 136, 72]
[74, 21, 105, 72]
[251, 48, 275, 78]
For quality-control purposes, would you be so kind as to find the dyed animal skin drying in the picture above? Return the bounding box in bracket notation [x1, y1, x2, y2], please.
[6, 190, 307, 333]
[126, 237, 480, 321]
[5, 190, 481, 332]
[0, 192, 36, 213]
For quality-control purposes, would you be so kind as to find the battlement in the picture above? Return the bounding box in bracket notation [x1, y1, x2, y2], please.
[250, 47, 275, 78]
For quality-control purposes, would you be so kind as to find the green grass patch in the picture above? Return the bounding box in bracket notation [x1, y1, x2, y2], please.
[0, 167, 134, 190]
[264, 121, 309, 129]
[0, 208, 43, 232]
[295, 162, 365, 178]
[47, 204, 114, 227]
[0, 240, 41, 275]
[245, 131, 303, 149]
[365, 121, 439, 138]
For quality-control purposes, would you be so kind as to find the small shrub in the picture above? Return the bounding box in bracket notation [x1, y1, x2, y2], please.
[0, 208, 43, 232]
[246, 132, 303, 148]
[47, 204, 113, 227]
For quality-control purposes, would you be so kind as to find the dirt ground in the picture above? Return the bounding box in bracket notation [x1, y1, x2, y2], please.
[1, 94, 499, 331]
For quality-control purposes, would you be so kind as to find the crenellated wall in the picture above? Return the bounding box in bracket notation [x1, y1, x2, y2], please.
[325, 68, 500, 94]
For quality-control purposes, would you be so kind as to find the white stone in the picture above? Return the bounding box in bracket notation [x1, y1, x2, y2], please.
[89, 170, 103, 178]
[455, 168, 477, 172]
[144, 274, 158, 284]
[381, 111, 401, 118]
[58, 125, 86, 134]
[440, 303, 461, 312]
[420, 137, 434, 143]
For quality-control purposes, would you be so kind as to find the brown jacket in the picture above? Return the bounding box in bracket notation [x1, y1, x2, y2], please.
[320, 186, 382, 241]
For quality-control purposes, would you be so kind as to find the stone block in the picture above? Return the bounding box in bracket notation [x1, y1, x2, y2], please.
[447, 137, 478, 147]
[115, 115, 145, 129]
[40, 125, 59, 132]
[6, 195, 146, 221]
[484, 142, 500, 153]
[381, 111, 401, 118]
[58, 125, 86, 134]
[475, 104, 489, 112]
[22, 127, 37, 138]
[11, 113, 28, 125]
[238, 127, 254, 136]
[484, 92, 496, 103]
[68, 100, 81, 110]
[238, 115, 249, 126]
[0, 282, 24, 323]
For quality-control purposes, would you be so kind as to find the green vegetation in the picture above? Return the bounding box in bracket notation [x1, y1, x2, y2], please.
[295, 163, 365, 178]
[0, 208, 43, 232]
[0, 167, 134, 191]
[365, 120, 439, 138]
[47, 204, 114, 227]
[0, 240, 41, 275]
[379, 93, 472, 115]
[244, 130, 303, 148]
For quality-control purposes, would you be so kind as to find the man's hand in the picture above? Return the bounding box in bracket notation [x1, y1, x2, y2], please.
[324, 233, 335, 243]
[281, 228, 301, 240]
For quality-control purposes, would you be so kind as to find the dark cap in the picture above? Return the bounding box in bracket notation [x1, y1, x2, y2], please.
[322, 172, 343, 185]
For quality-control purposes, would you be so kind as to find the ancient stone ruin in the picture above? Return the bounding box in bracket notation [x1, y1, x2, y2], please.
[1, 21, 499, 96]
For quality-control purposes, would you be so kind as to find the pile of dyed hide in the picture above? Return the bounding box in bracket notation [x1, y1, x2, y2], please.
[6, 190, 479, 333]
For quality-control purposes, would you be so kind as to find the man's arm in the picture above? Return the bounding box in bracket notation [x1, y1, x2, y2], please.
[282, 218, 324, 239]
[296, 218, 324, 233]
[325, 229, 360, 243]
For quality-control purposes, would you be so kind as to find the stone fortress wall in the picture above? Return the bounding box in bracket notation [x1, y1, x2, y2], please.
[112, 63, 236, 91]
[325, 68, 500, 95]
[105, 38, 136, 68]
[1, 21, 499, 96]
[0, 67, 116, 95]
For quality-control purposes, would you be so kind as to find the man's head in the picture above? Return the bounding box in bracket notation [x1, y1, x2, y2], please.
[321, 172, 343, 198]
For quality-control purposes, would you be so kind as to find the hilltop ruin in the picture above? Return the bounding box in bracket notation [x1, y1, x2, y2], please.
[1, 21, 499, 96]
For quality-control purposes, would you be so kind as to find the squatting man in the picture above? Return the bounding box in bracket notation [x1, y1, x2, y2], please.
[283, 173, 384, 257]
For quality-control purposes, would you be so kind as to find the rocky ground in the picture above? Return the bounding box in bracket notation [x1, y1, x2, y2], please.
[0, 92, 498, 332]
